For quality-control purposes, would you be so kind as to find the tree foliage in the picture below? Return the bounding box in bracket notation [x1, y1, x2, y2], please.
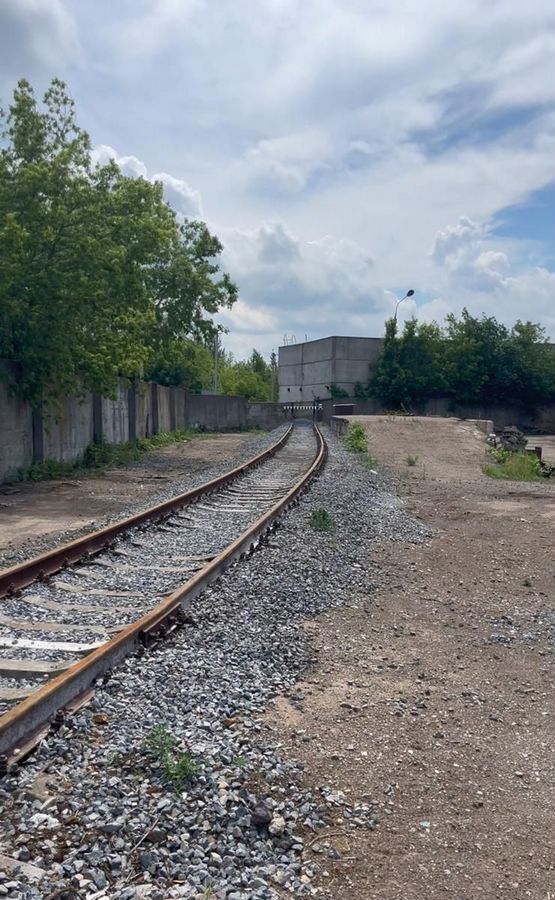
[0, 79, 237, 408]
[218, 349, 276, 401]
[369, 310, 555, 409]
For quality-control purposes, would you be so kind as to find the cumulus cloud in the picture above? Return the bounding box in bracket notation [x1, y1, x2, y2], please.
[429, 216, 555, 332]
[2, 1, 554, 356]
[90, 145, 202, 219]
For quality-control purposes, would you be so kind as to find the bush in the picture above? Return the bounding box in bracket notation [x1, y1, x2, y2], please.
[344, 423, 367, 453]
[483, 451, 543, 481]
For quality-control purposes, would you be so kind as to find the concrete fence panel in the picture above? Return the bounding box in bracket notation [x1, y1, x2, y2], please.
[0, 365, 33, 481]
[157, 385, 172, 432]
[42, 393, 94, 463]
[101, 381, 129, 444]
[135, 384, 153, 438]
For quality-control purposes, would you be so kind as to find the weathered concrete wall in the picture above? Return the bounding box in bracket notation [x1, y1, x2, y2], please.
[185, 393, 248, 430]
[101, 382, 129, 444]
[172, 387, 187, 430]
[157, 386, 172, 432]
[42, 394, 94, 462]
[0, 364, 33, 481]
[135, 385, 153, 438]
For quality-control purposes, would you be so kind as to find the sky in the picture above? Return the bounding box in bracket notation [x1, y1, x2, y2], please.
[1, 0, 554, 358]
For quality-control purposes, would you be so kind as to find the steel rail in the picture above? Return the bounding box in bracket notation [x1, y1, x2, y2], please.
[0, 425, 326, 763]
[0, 426, 294, 599]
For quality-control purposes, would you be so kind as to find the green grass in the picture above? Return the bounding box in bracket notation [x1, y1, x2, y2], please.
[343, 423, 367, 453]
[483, 450, 543, 481]
[309, 508, 336, 532]
[359, 453, 378, 470]
[406, 454, 419, 467]
[342, 422, 379, 471]
[144, 724, 198, 790]
[8, 428, 202, 484]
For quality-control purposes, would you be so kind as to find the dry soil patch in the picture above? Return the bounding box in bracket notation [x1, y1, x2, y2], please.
[266, 416, 555, 899]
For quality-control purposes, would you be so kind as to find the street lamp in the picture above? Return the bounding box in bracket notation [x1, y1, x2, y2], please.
[393, 289, 415, 321]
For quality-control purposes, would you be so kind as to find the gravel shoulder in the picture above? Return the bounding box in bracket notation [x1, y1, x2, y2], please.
[0, 432, 271, 569]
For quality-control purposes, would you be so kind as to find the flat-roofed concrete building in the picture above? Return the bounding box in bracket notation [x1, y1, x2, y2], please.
[278, 336, 384, 402]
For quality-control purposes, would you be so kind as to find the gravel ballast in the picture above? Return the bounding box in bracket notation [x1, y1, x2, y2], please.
[0, 425, 430, 899]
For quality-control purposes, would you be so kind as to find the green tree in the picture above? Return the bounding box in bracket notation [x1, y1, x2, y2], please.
[146, 338, 214, 391]
[505, 320, 555, 406]
[0, 78, 237, 408]
[218, 348, 273, 401]
[369, 317, 447, 407]
[369, 309, 555, 409]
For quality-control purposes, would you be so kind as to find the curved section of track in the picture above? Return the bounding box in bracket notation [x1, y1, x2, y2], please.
[0, 423, 326, 765]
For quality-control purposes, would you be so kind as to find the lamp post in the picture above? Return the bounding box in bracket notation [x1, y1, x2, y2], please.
[393, 289, 415, 321]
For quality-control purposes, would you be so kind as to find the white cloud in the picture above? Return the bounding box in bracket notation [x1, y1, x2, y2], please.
[428, 216, 555, 333]
[151, 172, 203, 219]
[2, 0, 555, 356]
[90, 145, 202, 219]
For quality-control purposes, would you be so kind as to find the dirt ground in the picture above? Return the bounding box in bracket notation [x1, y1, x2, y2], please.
[0, 433, 252, 556]
[267, 416, 555, 900]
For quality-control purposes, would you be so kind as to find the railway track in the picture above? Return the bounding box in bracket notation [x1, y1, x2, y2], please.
[0, 422, 326, 769]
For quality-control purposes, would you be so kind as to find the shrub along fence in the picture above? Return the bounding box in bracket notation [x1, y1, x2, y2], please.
[0, 361, 284, 482]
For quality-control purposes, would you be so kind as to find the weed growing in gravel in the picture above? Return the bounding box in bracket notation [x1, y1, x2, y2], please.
[343, 423, 367, 453]
[144, 724, 198, 790]
[483, 449, 543, 481]
[406, 454, 419, 466]
[360, 454, 378, 470]
[309, 508, 336, 532]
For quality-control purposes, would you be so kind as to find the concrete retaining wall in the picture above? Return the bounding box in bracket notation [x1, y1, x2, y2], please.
[101, 382, 129, 444]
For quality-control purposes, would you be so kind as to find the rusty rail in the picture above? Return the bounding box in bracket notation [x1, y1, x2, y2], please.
[0, 425, 326, 762]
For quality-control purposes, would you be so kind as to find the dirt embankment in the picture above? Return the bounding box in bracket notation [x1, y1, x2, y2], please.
[267, 416, 555, 900]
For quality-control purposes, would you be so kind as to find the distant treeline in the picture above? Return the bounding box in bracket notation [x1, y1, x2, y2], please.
[359, 310, 555, 409]
[0, 78, 276, 408]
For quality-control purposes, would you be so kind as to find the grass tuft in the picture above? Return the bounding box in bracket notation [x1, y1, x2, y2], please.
[343, 423, 367, 453]
[406, 454, 419, 467]
[144, 724, 198, 790]
[309, 508, 336, 532]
